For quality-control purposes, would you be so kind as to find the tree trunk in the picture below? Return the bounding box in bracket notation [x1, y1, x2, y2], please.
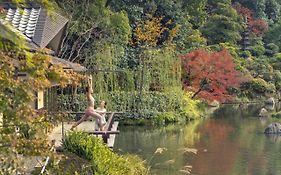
[192, 88, 202, 99]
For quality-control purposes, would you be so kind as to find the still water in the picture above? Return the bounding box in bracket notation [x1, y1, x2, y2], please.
[114, 104, 281, 175]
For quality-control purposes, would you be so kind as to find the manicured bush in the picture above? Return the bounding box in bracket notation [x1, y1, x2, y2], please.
[63, 132, 148, 175]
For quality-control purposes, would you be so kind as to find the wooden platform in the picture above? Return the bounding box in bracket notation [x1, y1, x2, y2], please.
[48, 112, 121, 149]
[48, 121, 97, 147]
[107, 121, 119, 147]
[48, 122, 119, 148]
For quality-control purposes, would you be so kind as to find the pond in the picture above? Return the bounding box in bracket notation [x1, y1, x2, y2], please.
[114, 104, 281, 175]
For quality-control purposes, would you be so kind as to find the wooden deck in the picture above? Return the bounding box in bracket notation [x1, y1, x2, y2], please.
[48, 112, 120, 148]
[48, 121, 98, 147]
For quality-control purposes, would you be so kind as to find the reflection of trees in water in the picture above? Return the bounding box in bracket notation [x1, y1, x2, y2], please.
[212, 104, 263, 119]
[183, 120, 201, 146]
[191, 120, 238, 175]
[115, 105, 281, 175]
[115, 122, 202, 174]
[191, 105, 281, 175]
[265, 134, 281, 143]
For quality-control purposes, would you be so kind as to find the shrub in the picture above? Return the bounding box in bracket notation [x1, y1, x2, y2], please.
[271, 111, 281, 119]
[240, 77, 277, 99]
[180, 92, 205, 120]
[250, 78, 275, 93]
[153, 112, 181, 124]
[63, 132, 148, 175]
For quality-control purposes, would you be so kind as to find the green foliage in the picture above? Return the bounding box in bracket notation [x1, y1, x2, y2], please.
[58, 88, 205, 123]
[55, 0, 131, 66]
[59, 89, 183, 119]
[242, 78, 276, 96]
[264, 22, 281, 50]
[153, 112, 181, 125]
[265, 43, 280, 56]
[180, 92, 206, 120]
[264, 0, 281, 23]
[0, 31, 82, 175]
[200, 3, 244, 45]
[271, 111, 281, 118]
[63, 132, 148, 175]
[182, 0, 207, 26]
[248, 39, 266, 57]
[219, 42, 240, 58]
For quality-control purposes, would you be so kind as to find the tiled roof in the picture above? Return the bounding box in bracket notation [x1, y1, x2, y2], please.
[0, 3, 87, 73]
[1, 3, 68, 50]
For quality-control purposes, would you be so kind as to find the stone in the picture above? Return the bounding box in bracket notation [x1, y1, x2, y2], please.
[264, 123, 281, 134]
[209, 100, 220, 107]
[258, 108, 268, 117]
[265, 97, 275, 105]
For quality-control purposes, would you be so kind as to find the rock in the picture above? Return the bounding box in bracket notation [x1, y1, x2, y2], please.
[265, 97, 275, 105]
[264, 123, 281, 134]
[209, 100, 220, 107]
[258, 108, 268, 117]
[264, 104, 275, 111]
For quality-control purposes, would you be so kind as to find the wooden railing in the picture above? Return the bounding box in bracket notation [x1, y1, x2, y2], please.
[63, 111, 121, 148]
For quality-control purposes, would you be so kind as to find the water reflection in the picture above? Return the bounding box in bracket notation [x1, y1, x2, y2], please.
[114, 104, 281, 175]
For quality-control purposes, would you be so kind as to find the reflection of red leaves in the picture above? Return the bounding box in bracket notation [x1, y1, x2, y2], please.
[192, 121, 237, 175]
[181, 49, 245, 102]
[205, 121, 234, 142]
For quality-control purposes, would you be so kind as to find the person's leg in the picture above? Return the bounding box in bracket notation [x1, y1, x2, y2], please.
[70, 114, 89, 130]
[100, 116, 107, 131]
[87, 110, 105, 131]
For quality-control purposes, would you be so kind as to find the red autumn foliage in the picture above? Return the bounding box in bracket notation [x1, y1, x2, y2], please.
[249, 19, 268, 37]
[233, 3, 253, 21]
[233, 3, 268, 37]
[181, 49, 245, 102]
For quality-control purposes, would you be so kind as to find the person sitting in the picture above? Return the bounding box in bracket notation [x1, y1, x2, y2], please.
[70, 75, 105, 131]
[94, 100, 107, 131]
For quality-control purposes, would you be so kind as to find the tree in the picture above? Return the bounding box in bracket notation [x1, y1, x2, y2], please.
[200, 3, 243, 45]
[264, 0, 281, 23]
[264, 22, 281, 50]
[181, 49, 244, 102]
[233, 3, 268, 37]
[182, 0, 207, 27]
[55, 0, 131, 64]
[0, 4, 82, 173]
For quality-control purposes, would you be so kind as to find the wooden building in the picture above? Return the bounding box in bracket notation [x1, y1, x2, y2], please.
[0, 2, 86, 111]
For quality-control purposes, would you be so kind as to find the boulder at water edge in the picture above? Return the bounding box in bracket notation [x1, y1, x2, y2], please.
[264, 123, 281, 134]
[258, 108, 268, 117]
[265, 97, 275, 105]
